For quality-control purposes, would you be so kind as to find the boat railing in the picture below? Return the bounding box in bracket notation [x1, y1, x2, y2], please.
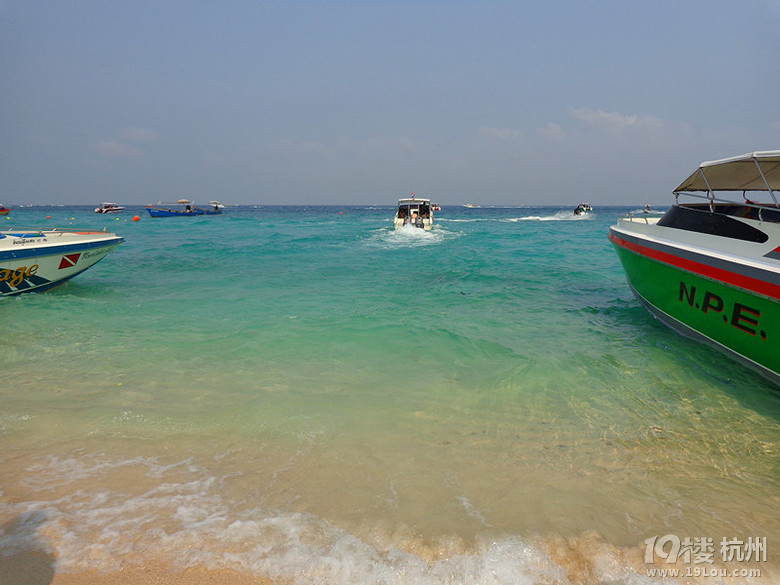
[673, 191, 780, 223]
[1, 227, 112, 237]
[622, 213, 662, 224]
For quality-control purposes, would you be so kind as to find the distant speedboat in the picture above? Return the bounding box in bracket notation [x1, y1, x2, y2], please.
[574, 203, 593, 215]
[146, 199, 204, 217]
[609, 150, 780, 384]
[0, 227, 123, 296]
[0, 205, 10, 215]
[94, 202, 124, 214]
[394, 195, 434, 230]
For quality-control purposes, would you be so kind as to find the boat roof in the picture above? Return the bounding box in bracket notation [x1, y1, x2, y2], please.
[674, 150, 780, 193]
[397, 197, 430, 204]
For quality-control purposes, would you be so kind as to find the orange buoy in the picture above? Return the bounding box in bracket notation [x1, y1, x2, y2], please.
[46, 216, 51, 219]
[133, 215, 140, 222]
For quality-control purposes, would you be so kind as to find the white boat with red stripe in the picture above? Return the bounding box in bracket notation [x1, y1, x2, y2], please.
[0, 227, 124, 296]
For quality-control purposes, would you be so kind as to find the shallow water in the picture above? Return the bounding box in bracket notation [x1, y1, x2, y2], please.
[1, 205, 778, 583]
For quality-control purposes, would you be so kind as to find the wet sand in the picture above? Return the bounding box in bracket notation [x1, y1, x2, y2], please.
[1, 554, 277, 585]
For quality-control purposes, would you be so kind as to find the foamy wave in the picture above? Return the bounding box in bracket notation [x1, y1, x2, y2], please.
[0, 453, 709, 584]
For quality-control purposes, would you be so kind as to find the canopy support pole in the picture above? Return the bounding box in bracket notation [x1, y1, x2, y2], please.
[698, 168, 715, 211]
[753, 155, 779, 207]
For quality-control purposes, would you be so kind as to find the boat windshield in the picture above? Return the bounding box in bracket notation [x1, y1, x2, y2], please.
[397, 202, 431, 218]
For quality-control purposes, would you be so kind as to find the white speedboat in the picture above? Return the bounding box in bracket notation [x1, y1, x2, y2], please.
[609, 151, 780, 384]
[0, 227, 123, 296]
[95, 202, 125, 214]
[393, 195, 434, 230]
[574, 203, 593, 215]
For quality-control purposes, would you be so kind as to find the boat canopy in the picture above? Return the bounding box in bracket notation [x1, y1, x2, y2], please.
[674, 151, 780, 193]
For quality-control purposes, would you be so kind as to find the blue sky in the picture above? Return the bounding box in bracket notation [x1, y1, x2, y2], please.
[2, 0, 778, 205]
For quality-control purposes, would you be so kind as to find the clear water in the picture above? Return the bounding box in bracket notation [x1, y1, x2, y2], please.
[1, 205, 778, 583]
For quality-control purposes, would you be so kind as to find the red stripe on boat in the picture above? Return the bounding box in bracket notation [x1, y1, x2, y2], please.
[609, 232, 780, 302]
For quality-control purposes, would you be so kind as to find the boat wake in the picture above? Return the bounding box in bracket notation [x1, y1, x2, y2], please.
[367, 225, 450, 248]
[508, 211, 593, 222]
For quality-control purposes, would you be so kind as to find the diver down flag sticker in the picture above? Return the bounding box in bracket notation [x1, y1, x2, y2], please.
[765, 246, 780, 260]
[58, 253, 81, 269]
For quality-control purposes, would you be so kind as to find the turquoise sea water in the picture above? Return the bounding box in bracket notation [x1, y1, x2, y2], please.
[1, 205, 778, 584]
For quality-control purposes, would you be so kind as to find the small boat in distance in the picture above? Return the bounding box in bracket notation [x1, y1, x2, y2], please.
[393, 194, 434, 230]
[0, 205, 10, 216]
[146, 199, 204, 217]
[609, 150, 780, 384]
[0, 227, 123, 296]
[574, 203, 593, 215]
[205, 201, 224, 215]
[94, 202, 124, 214]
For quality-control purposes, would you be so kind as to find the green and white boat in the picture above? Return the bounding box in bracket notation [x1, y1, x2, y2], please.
[609, 151, 780, 384]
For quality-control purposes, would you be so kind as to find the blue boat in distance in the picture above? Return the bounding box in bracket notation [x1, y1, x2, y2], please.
[146, 199, 223, 217]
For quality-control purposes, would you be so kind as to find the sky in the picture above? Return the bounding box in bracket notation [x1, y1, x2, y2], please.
[2, 0, 779, 206]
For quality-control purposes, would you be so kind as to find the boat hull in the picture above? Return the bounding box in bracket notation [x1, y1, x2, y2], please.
[0, 231, 123, 296]
[609, 224, 780, 384]
[146, 207, 204, 217]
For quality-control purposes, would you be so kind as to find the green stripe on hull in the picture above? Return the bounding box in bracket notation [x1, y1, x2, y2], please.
[613, 244, 780, 380]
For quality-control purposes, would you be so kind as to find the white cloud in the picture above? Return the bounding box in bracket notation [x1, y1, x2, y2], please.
[479, 126, 520, 140]
[119, 128, 158, 143]
[95, 140, 142, 158]
[275, 139, 329, 156]
[568, 108, 664, 132]
[537, 122, 566, 141]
